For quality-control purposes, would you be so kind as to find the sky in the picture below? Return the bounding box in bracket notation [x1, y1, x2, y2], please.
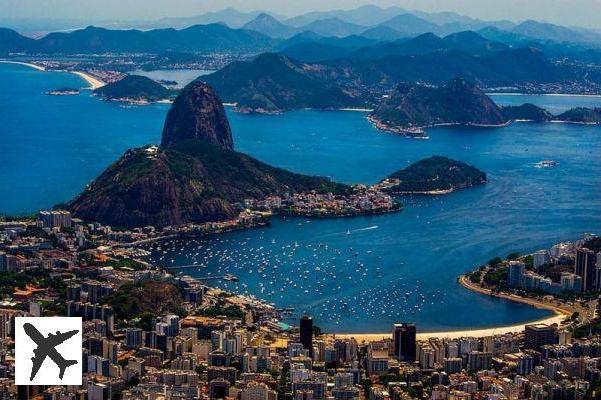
[1, 0, 601, 29]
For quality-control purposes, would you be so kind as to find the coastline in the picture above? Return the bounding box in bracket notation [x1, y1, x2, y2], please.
[329, 275, 570, 343]
[0, 60, 105, 90]
[0, 60, 46, 71]
[488, 92, 601, 98]
[71, 71, 105, 90]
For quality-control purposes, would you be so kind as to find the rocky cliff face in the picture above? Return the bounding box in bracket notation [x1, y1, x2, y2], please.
[370, 78, 507, 133]
[161, 82, 234, 149]
[69, 81, 346, 228]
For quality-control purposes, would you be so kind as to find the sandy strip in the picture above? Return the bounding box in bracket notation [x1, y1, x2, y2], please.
[71, 71, 105, 90]
[1, 60, 105, 89]
[331, 313, 566, 343]
[0, 60, 46, 71]
[339, 108, 374, 112]
[329, 276, 571, 343]
[488, 92, 601, 98]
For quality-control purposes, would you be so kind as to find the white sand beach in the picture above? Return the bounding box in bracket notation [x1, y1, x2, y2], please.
[0, 60, 46, 71]
[1, 60, 105, 89]
[72, 71, 105, 90]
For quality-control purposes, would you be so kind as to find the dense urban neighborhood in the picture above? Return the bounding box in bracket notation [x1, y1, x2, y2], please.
[1, 213, 601, 400]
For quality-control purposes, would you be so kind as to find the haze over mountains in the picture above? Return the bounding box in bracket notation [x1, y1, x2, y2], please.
[2, 4, 601, 56]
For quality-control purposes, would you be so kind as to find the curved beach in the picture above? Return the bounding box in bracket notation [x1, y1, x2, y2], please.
[0, 60, 104, 89]
[0, 60, 46, 71]
[71, 71, 105, 90]
[331, 275, 570, 342]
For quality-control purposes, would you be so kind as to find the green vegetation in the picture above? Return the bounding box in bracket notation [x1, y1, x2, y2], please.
[386, 156, 486, 193]
[94, 75, 172, 102]
[468, 270, 482, 283]
[371, 78, 507, 130]
[0, 269, 66, 299]
[483, 265, 508, 288]
[103, 258, 146, 271]
[102, 281, 183, 320]
[69, 139, 348, 228]
[556, 107, 601, 124]
[501, 103, 552, 122]
[198, 304, 245, 319]
[573, 318, 601, 339]
[488, 257, 503, 266]
[203, 53, 363, 112]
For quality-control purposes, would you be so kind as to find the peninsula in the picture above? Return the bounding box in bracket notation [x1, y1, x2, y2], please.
[93, 74, 173, 104]
[69, 80, 350, 228]
[369, 78, 507, 136]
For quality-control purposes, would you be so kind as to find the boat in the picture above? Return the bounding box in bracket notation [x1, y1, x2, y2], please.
[535, 160, 558, 168]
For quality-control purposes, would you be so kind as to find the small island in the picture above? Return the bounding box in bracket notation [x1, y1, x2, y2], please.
[501, 103, 553, 122]
[377, 156, 487, 194]
[93, 74, 174, 104]
[555, 107, 601, 124]
[45, 88, 80, 96]
[369, 78, 508, 136]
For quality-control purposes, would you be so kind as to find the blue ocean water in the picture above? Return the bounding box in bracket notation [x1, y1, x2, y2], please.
[0, 63, 167, 214]
[489, 93, 601, 114]
[130, 69, 214, 88]
[2, 62, 600, 332]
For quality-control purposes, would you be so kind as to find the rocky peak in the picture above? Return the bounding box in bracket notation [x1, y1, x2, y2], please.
[161, 81, 234, 150]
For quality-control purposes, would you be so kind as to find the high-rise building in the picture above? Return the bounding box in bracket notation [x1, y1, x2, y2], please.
[125, 328, 143, 349]
[300, 315, 314, 358]
[38, 210, 72, 229]
[533, 250, 551, 269]
[575, 248, 597, 292]
[209, 379, 230, 400]
[508, 261, 525, 287]
[524, 324, 557, 351]
[393, 323, 416, 362]
[467, 351, 492, 372]
[87, 383, 110, 400]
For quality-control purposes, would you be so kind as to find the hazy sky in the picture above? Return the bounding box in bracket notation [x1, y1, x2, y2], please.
[2, 0, 601, 29]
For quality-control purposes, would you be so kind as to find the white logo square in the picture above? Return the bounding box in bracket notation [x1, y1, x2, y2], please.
[15, 317, 83, 385]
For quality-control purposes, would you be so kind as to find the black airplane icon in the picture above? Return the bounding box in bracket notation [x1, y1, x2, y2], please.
[23, 323, 79, 380]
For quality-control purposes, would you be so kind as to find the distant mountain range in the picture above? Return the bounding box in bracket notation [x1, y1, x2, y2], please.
[280, 31, 510, 62]
[0, 24, 276, 54]
[200, 40, 588, 112]
[3, 5, 601, 56]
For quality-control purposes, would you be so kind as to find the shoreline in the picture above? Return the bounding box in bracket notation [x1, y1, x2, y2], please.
[0, 60, 105, 90]
[0, 60, 46, 71]
[71, 71, 105, 90]
[329, 275, 570, 342]
[488, 92, 601, 98]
